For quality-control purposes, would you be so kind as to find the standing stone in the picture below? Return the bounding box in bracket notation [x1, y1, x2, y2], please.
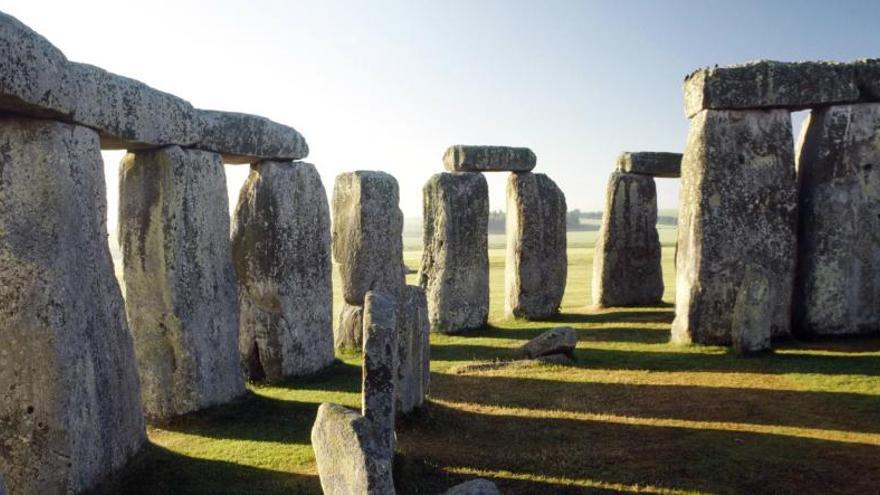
[443, 145, 537, 172]
[362, 291, 398, 459]
[120, 146, 245, 420]
[505, 172, 568, 319]
[794, 103, 880, 336]
[592, 172, 663, 307]
[232, 160, 334, 383]
[672, 109, 797, 345]
[420, 173, 489, 333]
[397, 286, 431, 414]
[731, 268, 772, 354]
[0, 118, 145, 494]
[336, 302, 365, 350]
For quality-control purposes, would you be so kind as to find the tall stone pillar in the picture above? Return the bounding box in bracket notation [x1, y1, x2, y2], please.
[0, 118, 145, 494]
[361, 290, 399, 459]
[120, 145, 245, 420]
[232, 160, 334, 382]
[396, 285, 431, 414]
[672, 109, 797, 345]
[794, 103, 880, 336]
[419, 172, 489, 333]
[505, 172, 567, 318]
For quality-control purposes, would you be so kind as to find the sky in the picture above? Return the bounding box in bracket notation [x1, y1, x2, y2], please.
[3, 0, 880, 224]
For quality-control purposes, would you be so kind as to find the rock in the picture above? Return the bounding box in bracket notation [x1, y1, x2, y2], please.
[442, 478, 501, 495]
[616, 151, 682, 178]
[592, 172, 663, 307]
[731, 268, 772, 354]
[332, 171, 405, 305]
[311, 403, 395, 495]
[443, 145, 536, 172]
[0, 118, 145, 493]
[420, 173, 489, 333]
[362, 291, 399, 458]
[119, 145, 245, 419]
[793, 103, 880, 336]
[672, 109, 797, 345]
[232, 160, 334, 382]
[397, 286, 431, 414]
[336, 302, 365, 350]
[196, 110, 308, 164]
[684, 60, 858, 118]
[505, 172, 567, 319]
[520, 327, 578, 358]
[853, 59, 880, 101]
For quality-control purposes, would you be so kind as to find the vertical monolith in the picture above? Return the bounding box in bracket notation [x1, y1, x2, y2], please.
[336, 302, 365, 350]
[362, 290, 399, 458]
[397, 285, 431, 414]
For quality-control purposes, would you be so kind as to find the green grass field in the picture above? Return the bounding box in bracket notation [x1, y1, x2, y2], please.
[99, 229, 880, 494]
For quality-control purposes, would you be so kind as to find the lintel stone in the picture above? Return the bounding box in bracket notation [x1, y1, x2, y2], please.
[443, 145, 536, 172]
[616, 152, 682, 178]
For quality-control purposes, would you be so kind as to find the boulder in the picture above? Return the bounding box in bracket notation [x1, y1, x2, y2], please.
[443, 145, 536, 172]
[0, 118, 145, 493]
[794, 103, 880, 336]
[311, 403, 395, 495]
[616, 151, 682, 178]
[232, 160, 334, 382]
[362, 291, 399, 458]
[592, 172, 663, 307]
[442, 478, 501, 495]
[420, 172, 489, 333]
[332, 171, 405, 305]
[520, 327, 578, 358]
[196, 110, 309, 164]
[505, 172, 567, 319]
[336, 302, 365, 350]
[397, 286, 431, 414]
[119, 146, 245, 419]
[672, 109, 797, 345]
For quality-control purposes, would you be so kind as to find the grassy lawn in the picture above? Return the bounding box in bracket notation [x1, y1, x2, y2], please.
[98, 229, 880, 494]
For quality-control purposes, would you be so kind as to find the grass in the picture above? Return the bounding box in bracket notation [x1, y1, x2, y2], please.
[96, 230, 880, 494]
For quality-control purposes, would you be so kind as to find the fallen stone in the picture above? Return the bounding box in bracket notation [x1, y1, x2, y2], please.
[442, 478, 501, 495]
[443, 144, 536, 172]
[332, 171, 405, 305]
[397, 285, 431, 414]
[520, 327, 578, 358]
[362, 290, 399, 458]
[683, 60, 858, 118]
[853, 59, 880, 101]
[616, 151, 682, 178]
[336, 302, 364, 350]
[505, 172, 567, 319]
[311, 403, 395, 495]
[0, 118, 145, 493]
[672, 109, 797, 345]
[450, 354, 574, 374]
[232, 160, 334, 382]
[196, 110, 309, 164]
[420, 172, 490, 333]
[120, 145, 245, 419]
[794, 103, 880, 337]
[592, 172, 663, 307]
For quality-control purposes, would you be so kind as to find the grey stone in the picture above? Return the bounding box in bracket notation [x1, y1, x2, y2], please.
[119, 146, 245, 420]
[592, 172, 663, 307]
[672, 109, 797, 345]
[336, 302, 365, 350]
[443, 144, 536, 172]
[794, 103, 880, 336]
[196, 110, 308, 164]
[731, 268, 772, 354]
[397, 285, 431, 415]
[332, 171, 405, 305]
[311, 402, 395, 495]
[232, 160, 334, 383]
[420, 173, 489, 333]
[362, 290, 399, 458]
[0, 118, 145, 494]
[443, 478, 501, 495]
[520, 327, 578, 358]
[684, 60, 858, 118]
[505, 172, 567, 319]
[616, 151, 682, 178]
[853, 59, 880, 101]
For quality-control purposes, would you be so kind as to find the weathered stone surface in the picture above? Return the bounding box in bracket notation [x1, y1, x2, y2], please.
[120, 146, 245, 419]
[336, 302, 365, 350]
[794, 103, 880, 336]
[420, 173, 490, 333]
[362, 291, 399, 458]
[505, 172, 567, 319]
[616, 151, 682, 178]
[232, 161, 334, 382]
[0, 118, 145, 493]
[397, 286, 431, 414]
[311, 402, 395, 495]
[196, 110, 309, 164]
[443, 145, 536, 172]
[731, 268, 772, 354]
[443, 478, 501, 495]
[520, 327, 578, 358]
[684, 60, 859, 118]
[854, 59, 880, 101]
[332, 171, 405, 305]
[592, 172, 663, 307]
[672, 109, 797, 345]
[0, 474, 6, 495]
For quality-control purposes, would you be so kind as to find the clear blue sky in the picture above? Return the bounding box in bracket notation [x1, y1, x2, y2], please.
[5, 0, 880, 221]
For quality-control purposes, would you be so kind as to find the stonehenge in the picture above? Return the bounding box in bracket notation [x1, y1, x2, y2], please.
[397, 286, 431, 414]
[444, 144, 537, 172]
